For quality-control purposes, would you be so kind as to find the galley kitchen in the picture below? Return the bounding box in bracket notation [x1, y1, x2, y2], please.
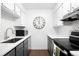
[0, 3, 79, 56]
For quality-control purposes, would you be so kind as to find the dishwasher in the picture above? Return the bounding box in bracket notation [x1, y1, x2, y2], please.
[53, 43, 68, 56]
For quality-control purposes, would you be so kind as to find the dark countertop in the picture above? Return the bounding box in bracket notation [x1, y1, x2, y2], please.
[53, 38, 79, 52]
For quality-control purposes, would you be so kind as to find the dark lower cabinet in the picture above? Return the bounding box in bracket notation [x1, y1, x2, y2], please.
[5, 36, 31, 56]
[16, 42, 24, 56]
[5, 49, 15, 56]
[48, 36, 54, 56]
[24, 39, 28, 56]
[28, 37, 31, 55]
[51, 42, 53, 55]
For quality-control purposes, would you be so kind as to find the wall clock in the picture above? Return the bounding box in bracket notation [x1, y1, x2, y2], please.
[33, 16, 46, 29]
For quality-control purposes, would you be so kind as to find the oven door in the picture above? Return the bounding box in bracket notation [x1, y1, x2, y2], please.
[53, 43, 68, 56]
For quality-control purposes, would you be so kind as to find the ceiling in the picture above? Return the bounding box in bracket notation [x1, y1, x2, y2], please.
[22, 3, 57, 9]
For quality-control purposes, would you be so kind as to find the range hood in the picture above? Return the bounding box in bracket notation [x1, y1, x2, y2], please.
[61, 15, 78, 21]
[61, 7, 79, 21]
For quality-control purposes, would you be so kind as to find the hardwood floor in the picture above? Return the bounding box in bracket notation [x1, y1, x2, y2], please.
[29, 50, 49, 56]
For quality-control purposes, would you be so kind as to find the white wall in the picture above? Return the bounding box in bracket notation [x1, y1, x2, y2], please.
[22, 9, 55, 49]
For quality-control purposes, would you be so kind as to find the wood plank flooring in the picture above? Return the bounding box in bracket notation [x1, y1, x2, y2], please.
[29, 50, 49, 56]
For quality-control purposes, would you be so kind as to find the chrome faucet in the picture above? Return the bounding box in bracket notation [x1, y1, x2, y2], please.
[4, 28, 14, 40]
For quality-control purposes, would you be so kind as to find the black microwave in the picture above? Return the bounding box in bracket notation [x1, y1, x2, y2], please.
[15, 30, 25, 36]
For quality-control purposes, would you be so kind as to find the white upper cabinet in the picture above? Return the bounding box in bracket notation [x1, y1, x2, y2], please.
[15, 4, 21, 16]
[71, 3, 79, 12]
[3, 3, 14, 12]
[56, 4, 63, 26]
[62, 3, 70, 16]
[1, 3, 20, 19]
[57, 4, 63, 20]
[53, 4, 63, 26]
[62, 3, 79, 20]
[53, 3, 79, 26]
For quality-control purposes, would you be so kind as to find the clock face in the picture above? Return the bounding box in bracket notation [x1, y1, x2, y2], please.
[33, 16, 46, 29]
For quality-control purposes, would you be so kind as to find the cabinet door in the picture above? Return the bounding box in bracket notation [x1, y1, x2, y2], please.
[71, 3, 79, 11]
[48, 37, 54, 56]
[56, 4, 63, 26]
[62, 3, 70, 16]
[5, 49, 15, 56]
[24, 39, 28, 56]
[51, 41, 54, 56]
[48, 37, 50, 54]
[48, 38, 50, 52]
[16, 42, 24, 56]
[49, 41, 51, 55]
[28, 36, 31, 54]
[15, 4, 20, 16]
[50, 42, 53, 56]
[3, 3, 14, 12]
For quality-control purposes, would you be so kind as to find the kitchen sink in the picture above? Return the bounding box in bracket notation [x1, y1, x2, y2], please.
[2, 38, 22, 43]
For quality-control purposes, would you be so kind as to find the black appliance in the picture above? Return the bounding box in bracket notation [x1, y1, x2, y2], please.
[14, 26, 28, 37]
[15, 30, 25, 36]
[69, 31, 79, 48]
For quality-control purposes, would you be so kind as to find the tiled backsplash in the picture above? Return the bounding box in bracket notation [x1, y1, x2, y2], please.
[53, 20, 79, 37]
